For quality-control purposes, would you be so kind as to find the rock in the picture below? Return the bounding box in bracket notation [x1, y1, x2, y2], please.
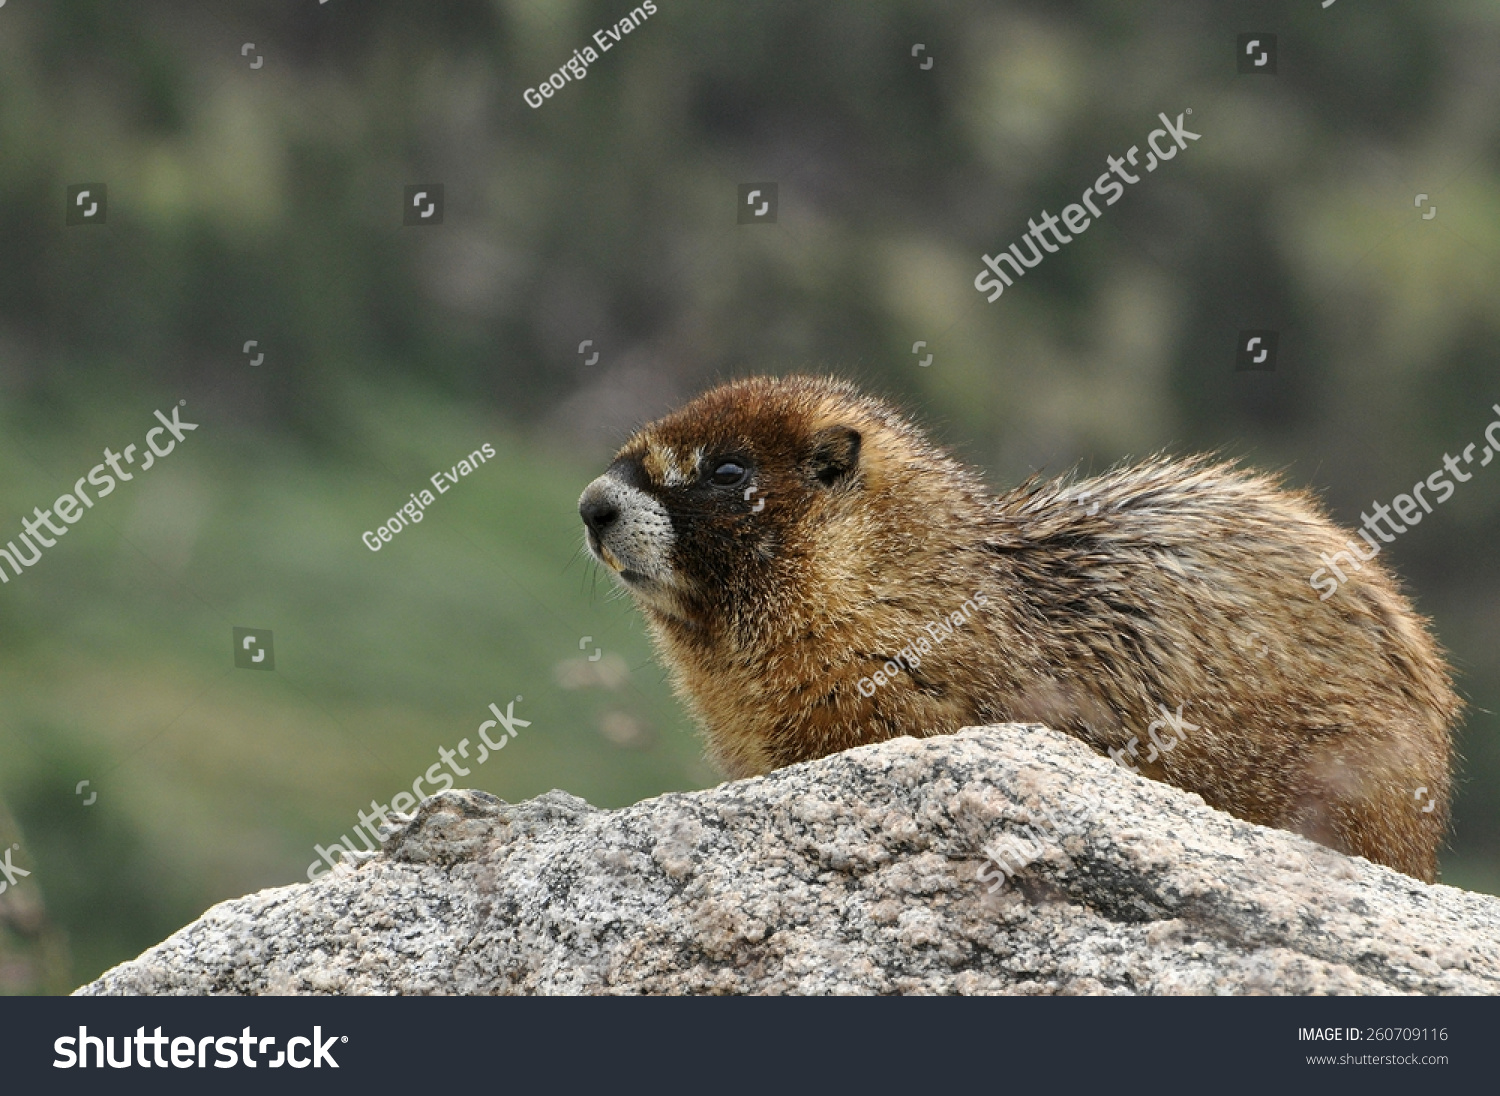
[77, 725, 1500, 995]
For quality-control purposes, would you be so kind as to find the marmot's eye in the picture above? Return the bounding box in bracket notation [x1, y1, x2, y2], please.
[710, 461, 748, 486]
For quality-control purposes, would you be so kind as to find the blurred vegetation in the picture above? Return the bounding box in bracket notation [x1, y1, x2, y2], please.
[1, 0, 1499, 990]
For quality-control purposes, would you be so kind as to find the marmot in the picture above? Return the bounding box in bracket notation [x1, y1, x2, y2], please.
[578, 375, 1460, 881]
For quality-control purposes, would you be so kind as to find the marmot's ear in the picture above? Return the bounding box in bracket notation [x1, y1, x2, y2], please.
[807, 425, 861, 487]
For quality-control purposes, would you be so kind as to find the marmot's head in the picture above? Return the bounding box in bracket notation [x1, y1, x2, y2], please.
[578, 375, 977, 634]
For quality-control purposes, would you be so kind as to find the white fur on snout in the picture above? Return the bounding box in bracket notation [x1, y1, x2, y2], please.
[580, 473, 676, 586]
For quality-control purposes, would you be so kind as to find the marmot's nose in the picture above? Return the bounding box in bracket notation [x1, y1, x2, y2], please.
[579, 486, 620, 536]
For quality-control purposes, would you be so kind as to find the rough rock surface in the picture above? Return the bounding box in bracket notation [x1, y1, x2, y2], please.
[79, 725, 1500, 995]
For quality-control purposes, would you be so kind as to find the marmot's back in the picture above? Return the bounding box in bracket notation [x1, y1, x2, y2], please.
[580, 375, 1459, 880]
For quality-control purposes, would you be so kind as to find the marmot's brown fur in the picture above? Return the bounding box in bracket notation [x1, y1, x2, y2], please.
[579, 375, 1461, 881]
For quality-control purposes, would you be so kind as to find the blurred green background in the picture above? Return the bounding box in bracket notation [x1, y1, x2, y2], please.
[2, 0, 1498, 993]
